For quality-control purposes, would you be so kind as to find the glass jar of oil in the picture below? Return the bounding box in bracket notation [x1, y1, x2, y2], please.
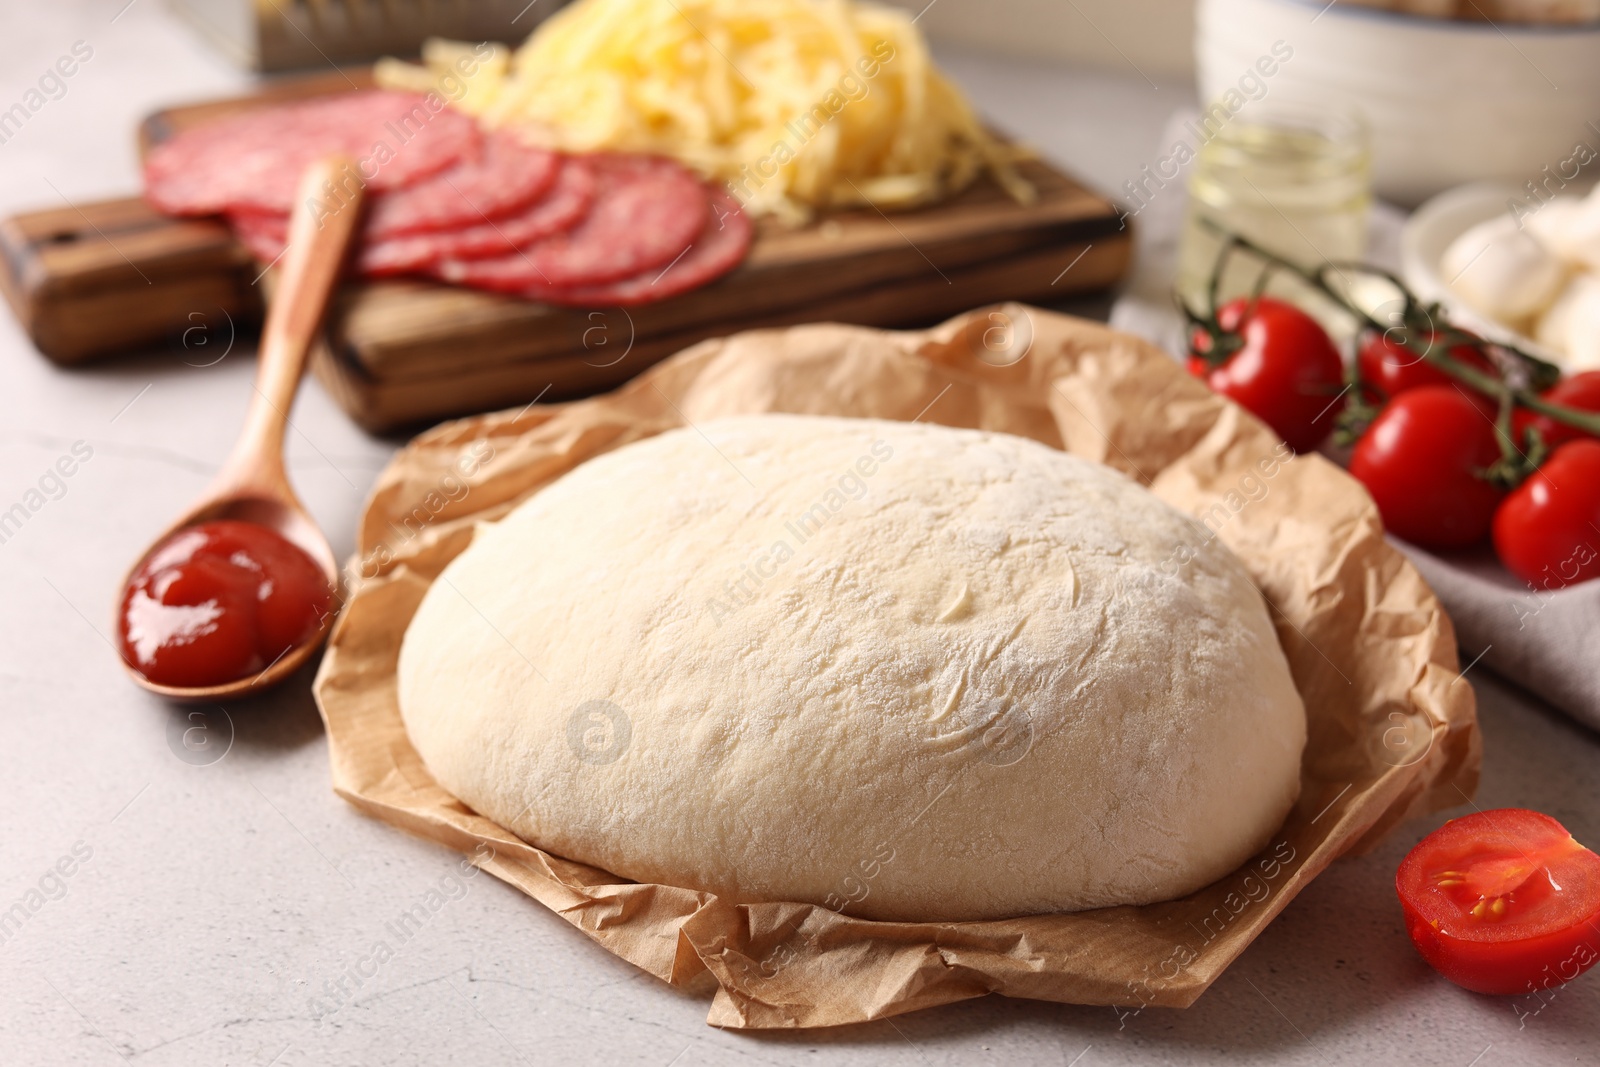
[1177, 104, 1372, 312]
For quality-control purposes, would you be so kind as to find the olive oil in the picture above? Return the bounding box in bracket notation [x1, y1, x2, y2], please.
[1178, 108, 1372, 311]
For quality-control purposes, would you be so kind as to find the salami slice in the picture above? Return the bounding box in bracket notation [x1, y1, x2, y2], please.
[360, 156, 597, 274]
[432, 154, 707, 290]
[147, 91, 476, 217]
[520, 188, 752, 307]
[225, 156, 599, 278]
[228, 211, 288, 266]
[363, 134, 561, 239]
[145, 91, 481, 216]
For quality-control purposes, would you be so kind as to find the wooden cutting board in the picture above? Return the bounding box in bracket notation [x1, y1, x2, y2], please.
[0, 69, 1131, 433]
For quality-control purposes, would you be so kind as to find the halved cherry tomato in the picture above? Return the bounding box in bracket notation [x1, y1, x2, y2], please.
[1492, 439, 1600, 590]
[1397, 808, 1600, 996]
[1357, 328, 1496, 402]
[1512, 370, 1600, 453]
[1348, 386, 1505, 549]
[1188, 296, 1346, 453]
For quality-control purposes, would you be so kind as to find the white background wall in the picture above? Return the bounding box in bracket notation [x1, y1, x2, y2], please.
[882, 0, 1198, 79]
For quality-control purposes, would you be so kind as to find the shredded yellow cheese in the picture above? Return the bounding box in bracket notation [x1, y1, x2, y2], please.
[374, 0, 1032, 222]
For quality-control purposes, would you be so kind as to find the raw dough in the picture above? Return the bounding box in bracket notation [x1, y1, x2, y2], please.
[398, 415, 1306, 921]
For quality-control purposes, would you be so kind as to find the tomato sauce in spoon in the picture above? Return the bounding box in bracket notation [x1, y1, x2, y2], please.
[118, 520, 333, 689]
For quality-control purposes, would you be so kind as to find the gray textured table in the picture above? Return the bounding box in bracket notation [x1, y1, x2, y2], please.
[2, 3, 1596, 1064]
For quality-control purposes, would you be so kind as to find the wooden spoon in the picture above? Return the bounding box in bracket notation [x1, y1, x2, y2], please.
[117, 156, 365, 702]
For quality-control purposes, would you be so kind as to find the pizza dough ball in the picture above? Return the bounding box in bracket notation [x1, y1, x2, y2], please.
[399, 415, 1307, 921]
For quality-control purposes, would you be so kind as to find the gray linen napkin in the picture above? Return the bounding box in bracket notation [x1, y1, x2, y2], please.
[1400, 542, 1600, 731]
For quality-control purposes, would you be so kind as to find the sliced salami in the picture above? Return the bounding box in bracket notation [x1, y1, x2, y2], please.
[432, 154, 708, 290]
[521, 188, 752, 307]
[225, 156, 600, 278]
[145, 90, 481, 216]
[228, 211, 288, 266]
[363, 133, 561, 239]
[360, 156, 597, 275]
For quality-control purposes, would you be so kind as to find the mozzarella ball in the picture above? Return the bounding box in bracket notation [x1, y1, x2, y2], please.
[1444, 214, 1567, 325]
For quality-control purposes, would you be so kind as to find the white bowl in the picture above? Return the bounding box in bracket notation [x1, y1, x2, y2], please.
[1400, 183, 1563, 357]
[1196, 0, 1600, 206]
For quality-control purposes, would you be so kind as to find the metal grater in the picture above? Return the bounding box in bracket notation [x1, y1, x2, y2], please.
[166, 0, 568, 72]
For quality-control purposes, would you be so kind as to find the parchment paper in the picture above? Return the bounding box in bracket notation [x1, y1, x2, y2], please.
[312, 304, 1479, 1029]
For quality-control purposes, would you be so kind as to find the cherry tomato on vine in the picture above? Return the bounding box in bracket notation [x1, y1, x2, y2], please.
[1492, 439, 1600, 590]
[1347, 386, 1505, 549]
[1397, 808, 1600, 996]
[1357, 328, 1496, 402]
[1511, 370, 1600, 453]
[1188, 296, 1346, 453]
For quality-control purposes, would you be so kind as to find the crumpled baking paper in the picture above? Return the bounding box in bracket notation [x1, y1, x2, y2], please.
[312, 303, 1479, 1029]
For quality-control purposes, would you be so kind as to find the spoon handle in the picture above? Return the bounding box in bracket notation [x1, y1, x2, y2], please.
[222, 156, 366, 495]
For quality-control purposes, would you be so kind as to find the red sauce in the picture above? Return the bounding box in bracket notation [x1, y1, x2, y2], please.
[119, 520, 333, 689]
